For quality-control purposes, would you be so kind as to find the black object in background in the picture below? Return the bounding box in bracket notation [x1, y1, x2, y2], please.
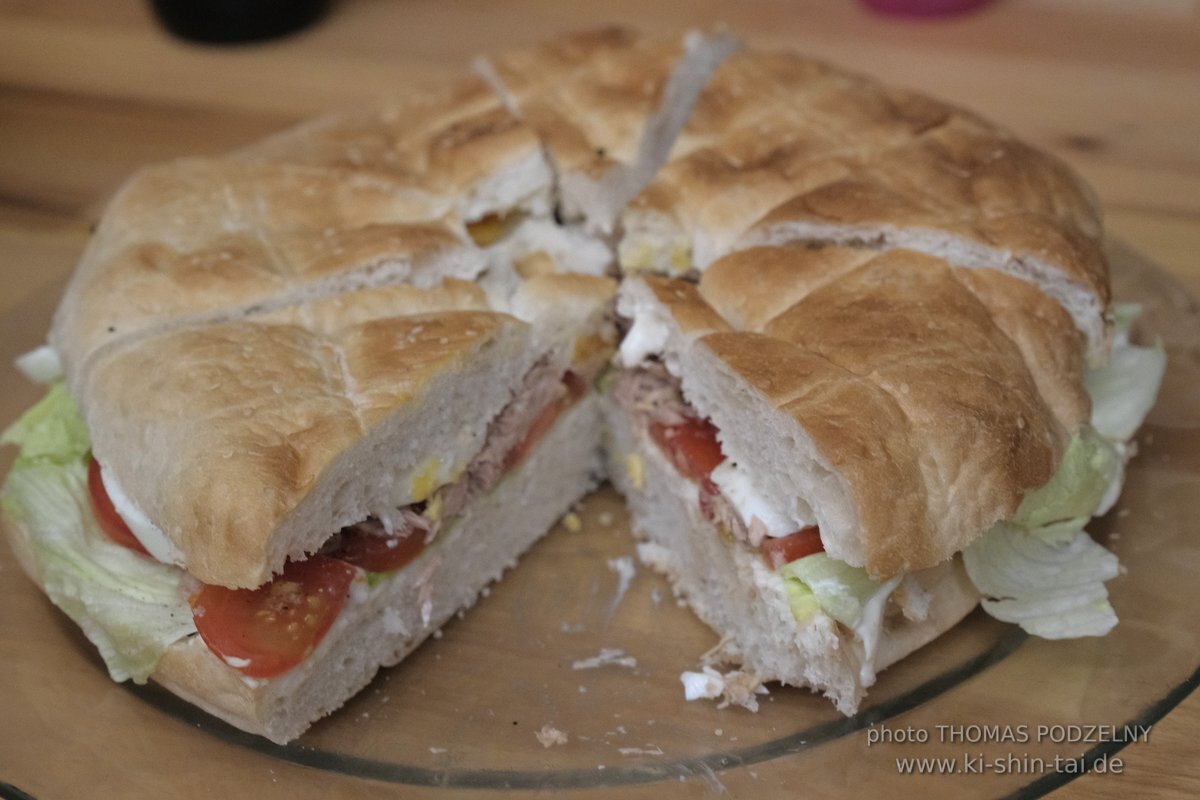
[150, 0, 332, 44]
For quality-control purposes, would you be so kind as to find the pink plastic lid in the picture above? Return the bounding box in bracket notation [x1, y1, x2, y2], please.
[861, 0, 994, 16]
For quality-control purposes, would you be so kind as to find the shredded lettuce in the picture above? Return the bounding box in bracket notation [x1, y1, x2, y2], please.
[1085, 311, 1166, 441]
[963, 522, 1119, 638]
[1, 382, 90, 470]
[1014, 428, 1121, 532]
[781, 553, 880, 627]
[2, 386, 195, 682]
[965, 304, 1162, 638]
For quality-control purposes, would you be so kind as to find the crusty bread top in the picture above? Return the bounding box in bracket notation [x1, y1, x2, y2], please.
[619, 49, 1109, 353]
[702, 245, 1089, 432]
[238, 74, 552, 221]
[485, 27, 683, 178]
[636, 246, 1074, 578]
[50, 158, 484, 393]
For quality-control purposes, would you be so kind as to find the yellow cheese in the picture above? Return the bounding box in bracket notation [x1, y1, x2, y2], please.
[410, 458, 443, 503]
[625, 453, 644, 490]
[466, 211, 526, 247]
[669, 243, 692, 274]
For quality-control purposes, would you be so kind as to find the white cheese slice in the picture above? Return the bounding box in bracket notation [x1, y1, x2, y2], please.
[709, 459, 814, 539]
[100, 465, 185, 565]
[616, 288, 672, 367]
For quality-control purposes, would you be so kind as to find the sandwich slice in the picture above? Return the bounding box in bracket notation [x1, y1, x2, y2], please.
[3, 271, 615, 744]
[605, 245, 1162, 712]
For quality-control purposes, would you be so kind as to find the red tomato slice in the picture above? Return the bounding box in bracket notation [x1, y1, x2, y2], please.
[331, 527, 428, 573]
[190, 555, 357, 679]
[86, 456, 151, 558]
[761, 526, 824, 569]
[649, 417, 725, 484]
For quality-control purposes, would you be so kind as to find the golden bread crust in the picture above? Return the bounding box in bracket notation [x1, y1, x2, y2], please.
[488, 27, 683, 175]
[240, 74, 547, 210]
[51, 158, 475, 387]
[622, 49, 1109, 333]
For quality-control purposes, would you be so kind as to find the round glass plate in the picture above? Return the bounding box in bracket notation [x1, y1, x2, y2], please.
[1, 243, 1197, 799]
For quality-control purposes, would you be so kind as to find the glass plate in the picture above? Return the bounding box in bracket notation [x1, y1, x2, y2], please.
[1, 243, 1197, 799]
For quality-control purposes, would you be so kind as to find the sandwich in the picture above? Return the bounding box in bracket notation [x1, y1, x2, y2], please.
[0, 28, 1165, 742]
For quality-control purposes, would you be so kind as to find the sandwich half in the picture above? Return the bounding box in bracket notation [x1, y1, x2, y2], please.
[3, 271, 616, 743]
[1, 57, 620, 741]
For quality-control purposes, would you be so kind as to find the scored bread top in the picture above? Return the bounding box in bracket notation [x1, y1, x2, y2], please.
[238, 73, 554, 223]
[51, 158, 487, 392]
[618, 48, 1109, 356]
[633, 245, 1079, 578]
[485, 27, 683, 180]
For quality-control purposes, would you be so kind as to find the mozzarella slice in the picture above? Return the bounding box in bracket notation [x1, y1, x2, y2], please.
[100, 465, 185, 565]
[710, 459, 814, 539]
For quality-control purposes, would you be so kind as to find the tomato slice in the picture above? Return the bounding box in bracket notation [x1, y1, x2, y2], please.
[190, 555, 358, 678]
[761, 526, 825, 569]
[649, 417, 725, 484]
[331, 527, 429, 573]
[86, 456, 151, 558]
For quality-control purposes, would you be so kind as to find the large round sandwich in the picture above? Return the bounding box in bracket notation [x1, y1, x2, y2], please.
[0, 28, 1164, 742]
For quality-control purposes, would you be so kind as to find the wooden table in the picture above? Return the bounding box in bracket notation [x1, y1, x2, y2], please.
[1, 1, 1197, 796]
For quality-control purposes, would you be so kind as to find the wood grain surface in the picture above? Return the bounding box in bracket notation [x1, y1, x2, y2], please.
[0, 1, 1197, 797]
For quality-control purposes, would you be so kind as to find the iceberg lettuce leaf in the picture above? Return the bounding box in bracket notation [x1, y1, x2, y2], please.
[1014, 428, 1120, 530]
[963, 522, 1118, 639]
[780, 553, 880, 627]
[1085, 340, 1166, 442]
[1, 382, 90, 469]
[2, 386, 194, 682]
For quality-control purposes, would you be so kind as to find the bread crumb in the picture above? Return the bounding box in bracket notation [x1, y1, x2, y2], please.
[536, 724, 568, 748]
[572, 648, 638, 670]
[605, 556, 636, 618]
[563, 512, 583, 532]
[681, 666, 767, 712]
[598, 511, 615, 527]
[618, 745, 664, 756]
